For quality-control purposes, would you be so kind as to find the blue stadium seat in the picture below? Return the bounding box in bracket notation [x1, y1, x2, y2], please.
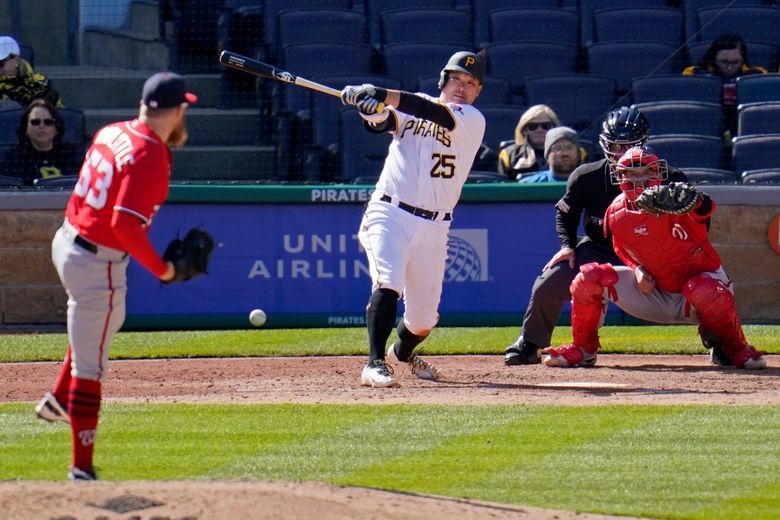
[696, 6, 780, 46]
[631, 74, 723, 105]
[0, 175, 25, 187]
[381, 8, 472, 46]
[338, 107, 392, 182]
[489, 9, 579, 46]
[382, 43, 465, 91]
[737, 102, 780, 136]
[741, 168, 780, 184]
[587, 41, 680, 94]
[732, 134, 780, 176]
[592, 8, 683, 46]
[736, 73, 780, 106]
[686, 41, 778, 73]
[485, 42, 579, 92]
[278, 9, 368, 47]
[0, 109, 22, 146]
[647, 134, 726, 170]
[33, 175, 80, 189]
[631, 101, 723, 138]
[417, 75, 512, 107]
[480, 105, 526, 159]
[366, 0, 455, 47]
[473, 0, 560, 47]
[683, 0, 771, 43]
[578, 0, 667, 47]
[681, 167, 737, 185]
[59, 108, 88, 147]
[524, 74, 616, 131]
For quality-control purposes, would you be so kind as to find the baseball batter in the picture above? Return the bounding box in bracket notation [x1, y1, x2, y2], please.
[340, 51, 486, 387]
[34, 72, 197, 480]
[542, 146, 766, 369]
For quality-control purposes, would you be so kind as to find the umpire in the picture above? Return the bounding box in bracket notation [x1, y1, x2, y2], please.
[505, 106, 698, 365]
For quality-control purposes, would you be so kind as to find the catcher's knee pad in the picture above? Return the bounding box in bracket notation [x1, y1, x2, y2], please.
[571, 263, 617, 305]
[683, 274, 733, 320]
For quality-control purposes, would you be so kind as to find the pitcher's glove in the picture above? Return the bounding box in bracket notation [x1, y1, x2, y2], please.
[162, 228, 215, 283]
[635, 182, 701, 216]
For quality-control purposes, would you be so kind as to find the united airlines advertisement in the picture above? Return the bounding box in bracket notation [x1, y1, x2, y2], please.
[126, 190, 562, 328]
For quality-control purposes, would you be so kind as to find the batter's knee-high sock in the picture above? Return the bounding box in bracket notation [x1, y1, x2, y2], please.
[366, 288, 398, 363]
[392, 321, 427, 362]
[52, 345, 72, 405]
[68, 377, 101, 471]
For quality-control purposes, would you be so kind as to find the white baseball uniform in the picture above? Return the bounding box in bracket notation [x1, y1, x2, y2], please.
[359, 94, 485, 333]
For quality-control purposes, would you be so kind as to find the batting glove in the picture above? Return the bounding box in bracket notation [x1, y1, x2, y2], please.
[341, 83, 376, 106]
[359, 103, 389, 124]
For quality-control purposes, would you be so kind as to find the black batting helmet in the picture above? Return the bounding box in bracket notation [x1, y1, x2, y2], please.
[599, 106, 651, 162]
[438, 51, 485, 89]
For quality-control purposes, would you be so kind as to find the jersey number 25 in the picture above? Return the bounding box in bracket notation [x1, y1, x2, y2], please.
[430, 153, 456, 179]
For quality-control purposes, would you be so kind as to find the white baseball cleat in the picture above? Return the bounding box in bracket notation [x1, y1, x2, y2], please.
[361, 360, 398, 388]
[35, 391, 70, 423]
[387, 344, 440, 381]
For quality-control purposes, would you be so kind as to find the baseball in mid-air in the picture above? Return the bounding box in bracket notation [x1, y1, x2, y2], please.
[249, 309, 267, 327]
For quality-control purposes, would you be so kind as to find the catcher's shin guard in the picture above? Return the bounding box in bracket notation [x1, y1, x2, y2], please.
[569, 263, 618, 354]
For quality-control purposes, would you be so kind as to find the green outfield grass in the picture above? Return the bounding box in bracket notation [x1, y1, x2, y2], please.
[0, 403, 778, 520]
[0, 325, 778, 362]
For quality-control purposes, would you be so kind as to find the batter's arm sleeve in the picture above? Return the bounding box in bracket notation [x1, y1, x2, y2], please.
[394, 91, 456, 130]
[111, 211, 169, 277]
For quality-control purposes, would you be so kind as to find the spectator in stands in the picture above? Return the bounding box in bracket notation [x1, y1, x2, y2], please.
[0, 36, 63, 107]
[498, 105, 560, 180]
[519, 126, 581, 183]
[0, 98, 82, 185]
[682, 33, 766, 137]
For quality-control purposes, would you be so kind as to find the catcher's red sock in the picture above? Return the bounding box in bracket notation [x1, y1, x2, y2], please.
[52, 346, 72, 405]
[68, 377, 101, 471]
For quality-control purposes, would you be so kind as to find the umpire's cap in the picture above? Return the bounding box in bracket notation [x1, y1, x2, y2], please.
[438, 51, 485, 89]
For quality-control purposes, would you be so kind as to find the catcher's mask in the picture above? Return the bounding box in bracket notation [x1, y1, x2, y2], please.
[610, 146, 668, 201]
[599, 106, 650, 163]
[438, 51, 485, 89]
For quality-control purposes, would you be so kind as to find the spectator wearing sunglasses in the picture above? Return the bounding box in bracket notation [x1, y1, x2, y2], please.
[519, 126, 583, 183]
[0, 98, 82, 185]
[0, 36, 63, 108]
[497, 105, 560, 180]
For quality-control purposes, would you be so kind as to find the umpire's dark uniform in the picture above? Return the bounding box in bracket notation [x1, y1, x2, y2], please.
[513, 158, 688, 352]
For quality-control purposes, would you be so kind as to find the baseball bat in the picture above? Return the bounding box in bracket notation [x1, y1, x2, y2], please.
[218, 50, 384, 112]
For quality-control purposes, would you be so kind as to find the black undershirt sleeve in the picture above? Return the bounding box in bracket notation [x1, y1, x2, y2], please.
[395, 92, 456, 130]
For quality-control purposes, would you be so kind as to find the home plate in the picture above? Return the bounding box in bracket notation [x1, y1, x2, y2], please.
[535, 381, 633, 389]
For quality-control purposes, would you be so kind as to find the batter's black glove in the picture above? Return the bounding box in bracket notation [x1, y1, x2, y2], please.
[634, 182, 701, 216]
[162, 228, 215, 283]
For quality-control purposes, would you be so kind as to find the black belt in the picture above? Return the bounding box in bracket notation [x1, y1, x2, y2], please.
[380, 194, 452, 221]
[74, 234, 98, 254]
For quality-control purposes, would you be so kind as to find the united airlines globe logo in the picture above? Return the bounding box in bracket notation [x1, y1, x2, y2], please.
[445, 236, 481, 281]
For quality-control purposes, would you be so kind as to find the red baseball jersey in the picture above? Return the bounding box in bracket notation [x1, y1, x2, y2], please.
[605, 194, 722, 292]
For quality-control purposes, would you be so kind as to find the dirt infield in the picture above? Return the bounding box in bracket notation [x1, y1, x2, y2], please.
[1, 354, 776, 519]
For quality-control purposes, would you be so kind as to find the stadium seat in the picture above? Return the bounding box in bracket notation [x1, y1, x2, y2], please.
[382, 43, 465, 91]
[59, 108, 88, 147]
[485, 42, 579, 92]
[631, 101, 723, 138]
[489, 8, 579, 46]
[418, 75, 512, 107]
[732, 134, 780, 177]
[338, 107, 392, 182]
[681, 167, 738, 185]
[524, 74, 616, 131]
[647, 134, 726, 170]
[381, 8, 472, 46]
[631, 74, 722, 105]
[480, 105, 526, 161]
[473, 0, 560, 47]
[686, 41, 778, 73]
[736, 73, 780, 106]
[586, 41, 680, 95]
[696, 6, 780, 46]
[0, 109, 21, 146]
[741, 168, 780, 184]
[737, 102, 780, 136]
[0, 175, 24, 187]
[579, 0, 667, 47]
[262, 0, 352, 62]
[33, 175, 79, 189]
[593, 7, 683, 46]
[366, 0, 455, 47]
[278, 9, 368, 47]
[683, 0, 771, 43]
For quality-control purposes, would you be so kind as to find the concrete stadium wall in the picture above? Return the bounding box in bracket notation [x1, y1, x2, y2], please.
[0, 185, 778, 326]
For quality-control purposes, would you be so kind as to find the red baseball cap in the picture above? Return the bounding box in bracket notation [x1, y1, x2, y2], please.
[142, 71, 198, 108]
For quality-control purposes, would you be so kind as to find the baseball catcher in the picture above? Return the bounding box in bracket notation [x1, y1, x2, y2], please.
[542, 146, 766, 370]
[162, 227, 215, 283]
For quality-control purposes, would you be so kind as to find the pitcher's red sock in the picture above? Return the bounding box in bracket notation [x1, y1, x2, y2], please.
[68, 377, 101, 471]
[52, 346, 72, 405]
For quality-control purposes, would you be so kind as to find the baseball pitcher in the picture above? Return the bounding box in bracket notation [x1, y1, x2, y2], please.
[340, 51, 486, 387]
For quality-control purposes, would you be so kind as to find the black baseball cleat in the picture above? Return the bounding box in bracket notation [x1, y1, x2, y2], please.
[68, 466, 98, 481]
[504, 340, 541, 365]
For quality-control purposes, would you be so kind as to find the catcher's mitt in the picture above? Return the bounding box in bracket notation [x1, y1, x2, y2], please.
[634, 182, 701, 216]
[162, 228, 215, 283]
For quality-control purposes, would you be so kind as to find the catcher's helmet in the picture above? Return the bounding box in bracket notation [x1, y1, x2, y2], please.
[438, 51, 485, 89]
[599, 106, 650, 162]
[610, 146, 668, 200]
